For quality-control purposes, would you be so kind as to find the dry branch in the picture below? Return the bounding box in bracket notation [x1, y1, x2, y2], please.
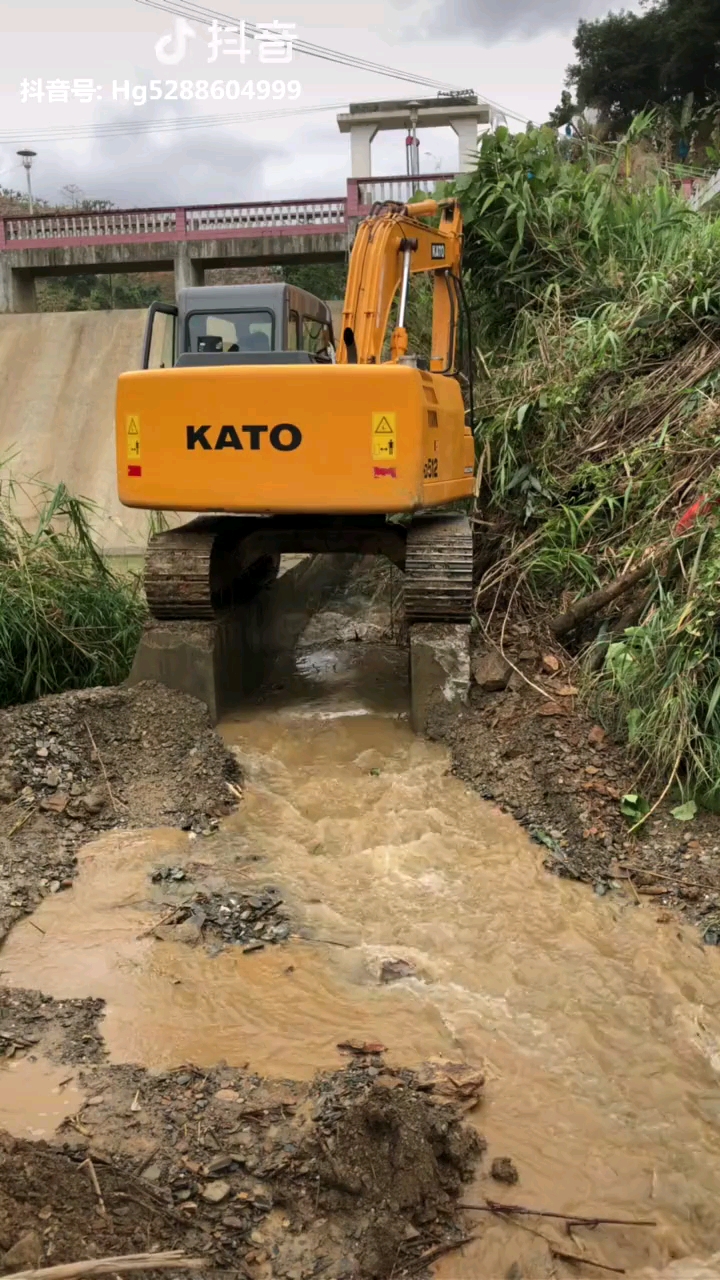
[549, 556, 661, 638]
[4, 1252, 205, 1280]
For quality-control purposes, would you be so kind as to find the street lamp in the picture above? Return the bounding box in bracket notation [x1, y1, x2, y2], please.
[17, 149, 37, 215]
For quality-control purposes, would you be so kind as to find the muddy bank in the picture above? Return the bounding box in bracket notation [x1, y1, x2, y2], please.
[0, 988, 104, 1067]
[430, 628, 720, 936]
[0, 682, 240, 941]
[0, 995, 484, 1280]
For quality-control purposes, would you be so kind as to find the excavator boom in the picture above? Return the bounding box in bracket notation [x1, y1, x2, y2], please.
[338, 198, 464, 370]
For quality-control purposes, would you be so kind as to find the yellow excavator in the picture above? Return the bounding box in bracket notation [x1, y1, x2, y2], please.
[115, 197, 475, 624]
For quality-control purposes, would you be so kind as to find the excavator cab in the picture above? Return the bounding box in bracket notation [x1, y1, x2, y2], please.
[141, 284, 335, 370]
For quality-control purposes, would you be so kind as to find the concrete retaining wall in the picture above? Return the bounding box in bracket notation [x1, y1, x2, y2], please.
[0, 308, 150, 553]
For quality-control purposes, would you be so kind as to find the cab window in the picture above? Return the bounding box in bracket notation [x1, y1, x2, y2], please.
[302, 316, 333, 360]
[287, 310, 300, 351]
[186, 309, 274, 354]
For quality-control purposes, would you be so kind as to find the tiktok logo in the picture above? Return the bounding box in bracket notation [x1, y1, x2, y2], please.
[154, 17, 197, 65]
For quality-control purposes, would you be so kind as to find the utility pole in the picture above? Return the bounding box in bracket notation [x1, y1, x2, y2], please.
[17, 149, 37, 215]
[405, 102, 420, 178]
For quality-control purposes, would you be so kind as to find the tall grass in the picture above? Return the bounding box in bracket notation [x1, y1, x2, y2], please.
[0, 472, 146, 707]
[458, 122, 720, 798]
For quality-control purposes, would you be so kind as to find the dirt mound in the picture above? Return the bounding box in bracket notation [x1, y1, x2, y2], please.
[0, 1015, 486, 1280]
[310, 1071, 482, 1277]
[0, 1133, 200, 1275]
[0, 682, 239, 941]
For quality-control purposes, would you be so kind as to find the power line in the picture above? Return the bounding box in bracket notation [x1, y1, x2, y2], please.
[137, 0, 455, 91]
[136, 0, 532, 125]
[0, 0, 531, 148]
[0, 99, 346, 145]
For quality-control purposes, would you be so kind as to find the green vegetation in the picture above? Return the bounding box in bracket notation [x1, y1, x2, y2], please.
[282, 263, 347, 299]
[38, 274, 163, 312]
[556, 0, 720, 134]
[457, 121, 720, 800]
[0, 474, 146, 708]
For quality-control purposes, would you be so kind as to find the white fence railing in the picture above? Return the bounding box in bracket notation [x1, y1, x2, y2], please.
[185, 199, 346, 232]
[355, 174, 455, 207]
[3, 198, 348, 243]
[3, 209, 177, 241]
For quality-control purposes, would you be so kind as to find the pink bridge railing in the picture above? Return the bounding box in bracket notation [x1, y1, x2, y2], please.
[0, 176, 456, 251]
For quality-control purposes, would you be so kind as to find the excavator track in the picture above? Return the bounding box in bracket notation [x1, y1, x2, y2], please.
[404, 513, 474, 623]
[144, 517, 279, 621]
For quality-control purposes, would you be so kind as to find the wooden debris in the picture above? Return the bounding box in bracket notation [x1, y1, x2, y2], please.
[3, 1251, 205, 1280]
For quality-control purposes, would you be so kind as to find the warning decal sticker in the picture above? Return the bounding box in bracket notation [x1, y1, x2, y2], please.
[126, 414, 141, 463]
[371, 411, 397, 463]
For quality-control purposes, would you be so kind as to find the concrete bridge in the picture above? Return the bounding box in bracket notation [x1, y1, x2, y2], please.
[0, 172, 454, 312]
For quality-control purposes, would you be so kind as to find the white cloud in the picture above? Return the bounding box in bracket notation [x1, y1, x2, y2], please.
[393, 0, 633, 42]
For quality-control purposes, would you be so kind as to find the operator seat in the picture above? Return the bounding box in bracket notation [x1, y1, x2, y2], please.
[244, 332, 271, 353]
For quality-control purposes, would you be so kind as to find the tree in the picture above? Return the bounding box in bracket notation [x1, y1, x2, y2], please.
[547, 90, 577, 129]
[283, 263, 347, 299]
[563, 0, 720, 132]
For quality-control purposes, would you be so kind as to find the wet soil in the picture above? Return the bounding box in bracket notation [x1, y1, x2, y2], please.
[430, 626, 720, 939]
[0, 682, 240, 940]
[0, 1030, 483, 1280]
[0, 988, 104, 1067]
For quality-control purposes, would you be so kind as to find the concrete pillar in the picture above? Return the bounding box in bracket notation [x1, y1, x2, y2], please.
[13, 272, 37, 312]
[349, 123, 378, 177]
[0, 260, 36, 312]
[409, 623, 471, 734]
[173, 243, 204, 297]
[0, 257, 11, 313]
[128, 553, 354, 722]
[451, 117, 479, 172]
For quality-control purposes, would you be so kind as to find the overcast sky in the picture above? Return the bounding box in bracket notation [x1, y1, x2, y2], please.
[0, 0, 642, 209]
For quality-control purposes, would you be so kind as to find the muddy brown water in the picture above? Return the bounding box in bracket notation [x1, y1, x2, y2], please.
[2, 615, 720, 1275]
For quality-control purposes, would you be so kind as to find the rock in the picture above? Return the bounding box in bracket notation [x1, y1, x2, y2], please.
[542, 653, 561, 674]
[172, 919, 203, 946]
[201, 1180, 231, 1203]
[337, 1039, 387, 1056]
[2, 1229, 43, 1271]
[40, 793, 69, 814]
[490, 1156, 519, 1184]
[141, 1164, 162, 1182]
[0, 773, 21, 803]
[380, 958, 417, 984]
[472, 651, 511, 692]
[205, 1155, 234, 1174]
[80, 786, 106, 815]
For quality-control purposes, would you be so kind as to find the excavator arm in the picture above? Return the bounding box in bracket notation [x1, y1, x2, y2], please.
[337, 198, 464, 373]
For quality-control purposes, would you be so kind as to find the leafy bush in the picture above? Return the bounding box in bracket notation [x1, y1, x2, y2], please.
[458, 123, 720, 797]
[0, 474, 146, 707]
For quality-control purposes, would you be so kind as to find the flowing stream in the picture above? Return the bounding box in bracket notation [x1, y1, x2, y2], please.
[2, 573, 720, 1276]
